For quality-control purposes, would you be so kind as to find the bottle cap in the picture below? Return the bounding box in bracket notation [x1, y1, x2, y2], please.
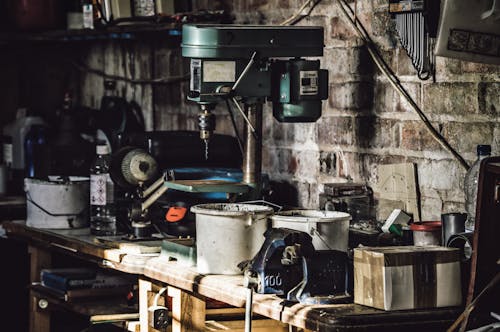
[477, 145, 491, 156]
[96, 144, 110, 155]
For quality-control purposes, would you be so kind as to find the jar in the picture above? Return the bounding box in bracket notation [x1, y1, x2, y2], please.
[410, 221, 442, 246]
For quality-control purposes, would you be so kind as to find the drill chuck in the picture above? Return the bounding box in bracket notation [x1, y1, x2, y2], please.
[198, 109, 216, 140]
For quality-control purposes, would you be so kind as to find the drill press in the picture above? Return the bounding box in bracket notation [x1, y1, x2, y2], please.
[182, 24, 329, 196]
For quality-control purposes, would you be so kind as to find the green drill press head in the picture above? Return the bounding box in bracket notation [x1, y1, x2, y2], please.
[181, 24, 328, 122]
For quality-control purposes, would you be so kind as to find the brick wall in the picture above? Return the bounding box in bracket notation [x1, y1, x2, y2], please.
[215, 0, 500, 219]
[78, 1, 500, 221]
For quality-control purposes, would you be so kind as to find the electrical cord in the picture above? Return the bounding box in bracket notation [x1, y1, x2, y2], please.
[70, 60, 190, 85]
[334, 0, 469, 170]
[280, 0, 469, 170]
[280, 0, 317, 26]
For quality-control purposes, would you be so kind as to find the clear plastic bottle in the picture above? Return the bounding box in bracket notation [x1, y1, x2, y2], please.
[90, 144, 116, 235]
[464, 144, 491, 231]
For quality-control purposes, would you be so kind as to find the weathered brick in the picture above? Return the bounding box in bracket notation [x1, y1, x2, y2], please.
[323, 47, 373, 81]
[417, 159, 462, 191]
[330, 16, 357, 41]
[478, 82, 500, 115]
[370, 10, 398, 50]
[423, 82, 478, 115]
[356, 116, 399, 149]
[329, 82, 374, 110]
[319, 151, 337, 175]
[400, 121, 442, 152]
[295, 149, 320, 180]
[444, 122, 494, 155]
[396, 47, 419, 76]
[420, 196, 443, 220]
[360, 153, 406, 185]
[317, 116, 354, 146]
[374, 82, 421, 113]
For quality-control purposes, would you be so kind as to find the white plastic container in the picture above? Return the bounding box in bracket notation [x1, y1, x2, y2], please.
[25, 177, 89, 229]
[191, 203, 274, 275]
[271, 210, 351, 252]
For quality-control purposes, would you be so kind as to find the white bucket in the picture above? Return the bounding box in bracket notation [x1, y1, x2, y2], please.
[191, 203, 274, 275]
[25, 177, 90, 229]
[271, 210, 351, 252]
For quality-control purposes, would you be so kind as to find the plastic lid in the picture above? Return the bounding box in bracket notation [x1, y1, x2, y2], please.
[410, 221, 442, 231]
[477, 145, 491, 156]
[96, 145, 110, 155]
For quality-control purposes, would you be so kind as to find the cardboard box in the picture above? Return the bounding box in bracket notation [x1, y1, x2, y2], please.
[354, 246, 462, 310]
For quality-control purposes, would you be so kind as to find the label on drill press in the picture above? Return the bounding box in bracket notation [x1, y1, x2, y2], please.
[299, 71, 319, 95]
[190, 59, 201, 92]
[203, 61, 236, 82]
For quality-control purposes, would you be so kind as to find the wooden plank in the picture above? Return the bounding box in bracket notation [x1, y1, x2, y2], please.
[168, 285, 206, 332]
[205, 319, 288, 331]
[139, 278, 153, 332]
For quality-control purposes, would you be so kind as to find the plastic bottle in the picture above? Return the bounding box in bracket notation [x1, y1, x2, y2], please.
[464, 144, 491, 231]
[24, 125, 47, 178]
[90, 144, 116, 235]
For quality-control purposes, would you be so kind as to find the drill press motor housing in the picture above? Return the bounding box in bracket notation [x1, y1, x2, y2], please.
[182, 24, 328, 156]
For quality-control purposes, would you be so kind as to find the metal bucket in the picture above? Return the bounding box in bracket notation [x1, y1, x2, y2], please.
[271, 210, 351, 252]
[25, 177, 89, 229]
[191, 203, 274, 275]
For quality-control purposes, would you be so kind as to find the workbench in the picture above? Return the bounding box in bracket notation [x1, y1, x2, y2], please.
[4, 220, 462, 332]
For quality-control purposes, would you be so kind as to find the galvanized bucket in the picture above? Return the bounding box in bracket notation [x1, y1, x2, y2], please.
[191, 203, 274, 275]
[25, 177, 89, 229]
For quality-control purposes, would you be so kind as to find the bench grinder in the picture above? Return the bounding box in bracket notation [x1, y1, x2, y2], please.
[182, 24, 328, 197]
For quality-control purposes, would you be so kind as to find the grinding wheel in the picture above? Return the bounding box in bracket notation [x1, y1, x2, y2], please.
[110, 146, 158, 189]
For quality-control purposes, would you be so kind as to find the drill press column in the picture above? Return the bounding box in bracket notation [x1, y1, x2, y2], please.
[242, 102, 263, 191]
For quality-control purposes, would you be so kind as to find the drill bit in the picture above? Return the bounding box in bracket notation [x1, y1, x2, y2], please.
[204, 140, 209, 160]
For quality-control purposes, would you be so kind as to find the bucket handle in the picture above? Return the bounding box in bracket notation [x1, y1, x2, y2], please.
[308, 222, 335, 251]
[26, 192, 86, 217]
[246, 215, 268, 227]
[238, 200, 283, 212]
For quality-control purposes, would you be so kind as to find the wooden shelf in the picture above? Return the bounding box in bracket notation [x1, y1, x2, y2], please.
[31, 283, 139, 323]
[0, 23, 182, 44]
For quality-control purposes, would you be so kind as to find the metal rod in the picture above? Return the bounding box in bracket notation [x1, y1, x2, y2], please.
[232, 52, 257, 92]
[232, 98, 257, 134]
[242, 102, 262, 187]
[244, 287, 253, 332]
[141, 176, 165, 198]
[141, 185, 168, 212]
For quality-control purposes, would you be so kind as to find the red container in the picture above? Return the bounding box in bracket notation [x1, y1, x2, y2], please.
[410, 221, 442, 246]
[7, 0, 63, 31]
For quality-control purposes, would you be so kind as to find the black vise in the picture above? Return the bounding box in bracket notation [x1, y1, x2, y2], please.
[242, 228, 351, 304]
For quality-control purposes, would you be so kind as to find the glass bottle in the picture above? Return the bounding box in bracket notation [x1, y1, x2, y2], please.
[464, 144, 491, 231]
[90, 144, 116, 235]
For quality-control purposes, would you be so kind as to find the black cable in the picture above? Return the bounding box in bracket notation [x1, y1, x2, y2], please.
[226, 99, 244, 157]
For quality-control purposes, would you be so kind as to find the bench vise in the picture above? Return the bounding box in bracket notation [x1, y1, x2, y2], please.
[241, 228, 352, 304]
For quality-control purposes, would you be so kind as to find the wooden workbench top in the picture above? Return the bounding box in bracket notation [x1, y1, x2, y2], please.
[143, 257, 461, 331]
[3, 221, 160, 274]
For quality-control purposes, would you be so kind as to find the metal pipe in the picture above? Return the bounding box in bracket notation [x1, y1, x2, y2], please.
[242, 102, 262, 188]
